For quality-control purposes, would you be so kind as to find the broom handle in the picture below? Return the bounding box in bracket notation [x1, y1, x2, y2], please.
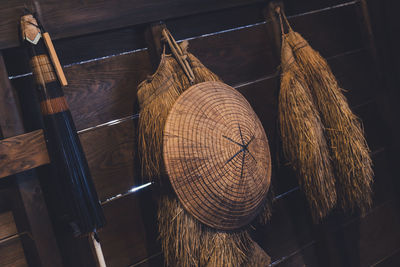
[90, 232, 107, 267]
[161, 28, 196, 83]
[276, 7, 293, 33]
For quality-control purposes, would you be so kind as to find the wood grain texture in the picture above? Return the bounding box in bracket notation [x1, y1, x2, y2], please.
[75, 59, 382, 204]
[1, 2, 394, 267]
[0, 130, 49, 178]
[316, 199, 400, 267]
[255, 190, 314, 263]
[8, 4, 366, 134]
[188, 3, 363, 86]
[0, 211, 28, 267]
[129, 253, 163, 267]
[373, 248, 400, 267]
[0, 0, 356, 50]
[273, 242, 319, 267]
[0, 238, 28, 267]
[63, 50, 151, 130]
[0, 211, 17, 239]
[0, 0, 266, 50]
[98, 188, 159, 267]
[14, 172, 64, 267]
[0, 52, 24, 138]
[79, 119, 137, 202]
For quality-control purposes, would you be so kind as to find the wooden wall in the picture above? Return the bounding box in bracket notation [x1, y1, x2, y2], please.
[0, 0, 399, 266]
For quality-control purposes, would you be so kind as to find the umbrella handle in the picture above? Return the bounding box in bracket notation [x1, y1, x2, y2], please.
[90, 232, 107, 267]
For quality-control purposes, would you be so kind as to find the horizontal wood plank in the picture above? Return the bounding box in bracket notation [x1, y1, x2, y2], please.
[255, 190, 314, 263]
[273, 242, 318, 267]
[323, 199, 400, 267]
[189, 3, 363, 86]
[373, 248, 400, 267]
[0, 211, 17, 240]
[269, 198, 400, 267]
[0, 237, 28, 267]
[64, 51, 151, 130]
[8, 4, 366, 133]
[0, 0, 356, 50]
[130, 253, 163, 267]
[0, 52, 24, 138]
[1, 0, 266, 50]
[77, 55, 383, 203]
[98, 187, 159, 267]
[79, 119, 137, 201]
[92, 147, 393, 267]
[0, 130, 49, 179]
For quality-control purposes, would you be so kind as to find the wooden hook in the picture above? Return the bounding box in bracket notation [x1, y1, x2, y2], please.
[144, 21, 166, 71]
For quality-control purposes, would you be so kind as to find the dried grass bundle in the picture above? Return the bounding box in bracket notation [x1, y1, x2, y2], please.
[279, 37, 337, 221]
[138, 31, 271, 266]
[158, 194, 270, 267]
[137, 45, 219, 184]
[285, 30, 373, 213]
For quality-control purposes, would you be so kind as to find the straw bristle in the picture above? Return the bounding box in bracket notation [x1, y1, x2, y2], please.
[137, 52, 219, 184]
[158, 194, 269, 267]
[286, 31, 373, 213]
[138, 42, 271, 266]
[279, 39, 337, 221]
[257, 185, 274, 225]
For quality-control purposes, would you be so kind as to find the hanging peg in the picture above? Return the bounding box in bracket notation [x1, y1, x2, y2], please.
[263, 1, 285, 58]
[145, 21, 166, 71]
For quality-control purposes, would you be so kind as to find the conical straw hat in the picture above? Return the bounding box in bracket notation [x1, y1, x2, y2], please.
[163, 81, 271, 230]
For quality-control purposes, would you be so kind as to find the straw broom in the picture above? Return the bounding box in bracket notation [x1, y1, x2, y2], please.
[158, 194, 270, 266]
[138, 29, 271, 266]
[282, 14, 373, 213]
[279, 28, 337, 221]
[137, 40, 219, 185]
[158, 194, 266, 267]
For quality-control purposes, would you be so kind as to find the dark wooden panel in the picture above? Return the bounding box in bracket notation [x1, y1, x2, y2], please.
[189, 3, 364, 86]
[373, 248, 400, 267]
[0, 130, 49, 179]
[266, 198, 400, 267]
[0, 211, 17, 239]
[4, 27, 147, 78]
[0, 52, 24, 137]
[0, 0, 266, 50]
[14, 172, 64, 267]
[0, 238, 28, 267]
[0, 210, 28, 267]
[79, 119, 137, 201]
[4, 1, 356, 78]
[131, 253, 163, 267]
[75, 52, 382, 201]
[0, 0, 357, 50]
[98, 188, 159, 267]
[237, 77, 279, 152]
[8, 4, 366, 134]
[354, 101, 389, 152]
[325, 200, 400, 267]
[0, 0, 26, 50]
[255, 190, 314, 263]
[273, 242, 318, 267]
[330, 49, 377, 107]
[64, 50, 151, 130]
[119, 148, 393, 267]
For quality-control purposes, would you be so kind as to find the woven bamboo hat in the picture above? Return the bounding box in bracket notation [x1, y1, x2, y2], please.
[163, 81, 271, 230]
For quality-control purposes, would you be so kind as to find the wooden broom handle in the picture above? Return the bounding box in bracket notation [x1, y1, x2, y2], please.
[161, 28, 195, 83]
